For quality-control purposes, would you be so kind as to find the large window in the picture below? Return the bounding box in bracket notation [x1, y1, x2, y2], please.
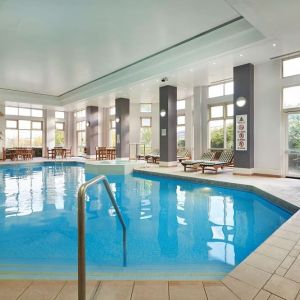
[140, 117, 152, 154]
[55, 111, 65, 119]
[5, 120, 43, 148]
[109, 106, 115, 116]
[74, 109, 86, 119]
[208, 81, 234, 98]
[208, 103, 233, 149]
[283, 85, 300, 109]
[283, 56, 300, 78]
[140, 104, 152, 113]
[109, 120, 116, 147]
[5, 107, 43, 117]
[55, 122, 65, 146]
[177, 115, 186, 148]
[76, 121, 86, 155]
[177, 100, 186, 110]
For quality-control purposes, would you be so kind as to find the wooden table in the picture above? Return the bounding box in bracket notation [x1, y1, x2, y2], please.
[52, 148, 67, 159]
[10, 148, 33, 161]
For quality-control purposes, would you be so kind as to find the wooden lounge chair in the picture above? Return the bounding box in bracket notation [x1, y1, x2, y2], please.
[198, 150, 234, 173]
[145, 149, 160, 163]
[177, 148, 190, 162]
[181, 152, 215, 172]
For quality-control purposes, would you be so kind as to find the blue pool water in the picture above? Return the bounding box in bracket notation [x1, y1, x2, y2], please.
[0, 162, 291, 280]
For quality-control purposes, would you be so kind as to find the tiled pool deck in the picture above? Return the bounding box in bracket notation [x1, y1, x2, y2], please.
[1, 160, 300, 299]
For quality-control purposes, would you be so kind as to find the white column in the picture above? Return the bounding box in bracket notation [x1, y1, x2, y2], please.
[193, 86, 203, 159]
[46, 110, 55, 151]
[0, 106, 5, 159]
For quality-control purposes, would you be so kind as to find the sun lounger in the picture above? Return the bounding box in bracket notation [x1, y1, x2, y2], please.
[181, 152, 215, 171]
[198, 150, 234, 173]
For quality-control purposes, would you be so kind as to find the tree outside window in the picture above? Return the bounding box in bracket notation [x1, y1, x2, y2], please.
[55, 122, 65, 146]
[208, 103, 233, 149]
[140, 117, 152, 154]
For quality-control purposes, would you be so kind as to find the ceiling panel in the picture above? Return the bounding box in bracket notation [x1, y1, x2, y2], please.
[0, 0, 239, 95]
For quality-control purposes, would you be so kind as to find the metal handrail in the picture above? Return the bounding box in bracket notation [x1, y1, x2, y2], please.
[77, 175, 127, 300]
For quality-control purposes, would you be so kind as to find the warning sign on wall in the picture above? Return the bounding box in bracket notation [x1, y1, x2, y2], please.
[236, 114, 247, 151]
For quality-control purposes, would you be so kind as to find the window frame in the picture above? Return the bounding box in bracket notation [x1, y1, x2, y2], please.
[282, 84, 300, 112]
[109, 106, 116, 116]
[177, 99, 186, 111]
[55, 111, 65, 119]
[140, 117, 152, 128]
[140, 103, 152, 113]
[208, 102, 234, 150]
[5, 119, 44, 148]
[282, 55, 300, 78]
[208, 81, 234, 99]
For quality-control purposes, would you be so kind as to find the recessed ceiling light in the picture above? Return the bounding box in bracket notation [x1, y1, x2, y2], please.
[212, 62, 216, 65]
[189, 69, 193, 72]
[272, 43, 277, 47]
[239, 54, 244, 57]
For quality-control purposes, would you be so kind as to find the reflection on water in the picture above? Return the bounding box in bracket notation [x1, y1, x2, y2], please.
[0, 163, 291, 279]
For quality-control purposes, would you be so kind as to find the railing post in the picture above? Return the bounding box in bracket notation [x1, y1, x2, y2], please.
[77, 175, 127, 300]
[78, 185, 86, 300]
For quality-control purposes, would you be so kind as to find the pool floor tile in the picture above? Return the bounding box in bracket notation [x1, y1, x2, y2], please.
[253, 289, 271, 300]
[229, 263, 272, 289]
[264, 274, 300, 300]
[256, 244, 289, 261]
[17, 280, 66, 300]
[222, 275, 260, 300]
[0, 280, 32, 300]
[274, 229, 300, 242]
[55, 280, 99, 300]
[265, 236, 296, 251]
[204, 282, 239, 300]
[244, 252, 281, 274]
[94, 281, 134, 300]
[285, 257, 300, 283]
[131, 281, 169, 300]
[169, 281, 207, 300]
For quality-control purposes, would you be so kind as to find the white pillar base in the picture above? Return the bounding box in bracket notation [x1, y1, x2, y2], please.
[159, 161, 178, 167]
[233, 168, 254, 175]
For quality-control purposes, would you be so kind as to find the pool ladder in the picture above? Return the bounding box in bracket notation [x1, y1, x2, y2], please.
[77, 175, 127, 300]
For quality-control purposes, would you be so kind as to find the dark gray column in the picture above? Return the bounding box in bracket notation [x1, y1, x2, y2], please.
[115, 98, 130, 158]
[233, 63, 254, 172]
[86, 106, 98, 157]
[159, 85, 177, 166]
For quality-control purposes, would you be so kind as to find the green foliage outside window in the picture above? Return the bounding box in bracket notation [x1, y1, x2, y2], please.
[140, 127, 152, 154]
[210, 122, 233, 149]
[55, 130, 64, 146]
[289, 114, 300, 149]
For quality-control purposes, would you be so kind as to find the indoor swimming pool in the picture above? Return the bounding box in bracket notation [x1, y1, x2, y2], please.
[0, 162, 291, 280]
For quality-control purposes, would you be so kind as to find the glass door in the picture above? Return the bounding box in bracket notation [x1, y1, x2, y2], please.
[287, 112, 300, 177]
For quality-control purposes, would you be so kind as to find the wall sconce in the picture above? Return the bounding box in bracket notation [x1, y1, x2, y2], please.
[160, 109, 166, 117]
[115, 117, 120, 123]
[86, 121, 90, 127]
[236, 97, 247, 107]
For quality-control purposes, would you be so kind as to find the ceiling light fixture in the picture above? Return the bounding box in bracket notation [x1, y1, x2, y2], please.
[212, 62, 216, 65]
[272, 43, 277, 47]
[239, 54, 244, 57]
[115, 117, 120, 123]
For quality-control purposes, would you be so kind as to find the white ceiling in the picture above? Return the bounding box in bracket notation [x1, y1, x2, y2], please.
[1, 0, 300, 110]
[0, 0, 239, 96]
